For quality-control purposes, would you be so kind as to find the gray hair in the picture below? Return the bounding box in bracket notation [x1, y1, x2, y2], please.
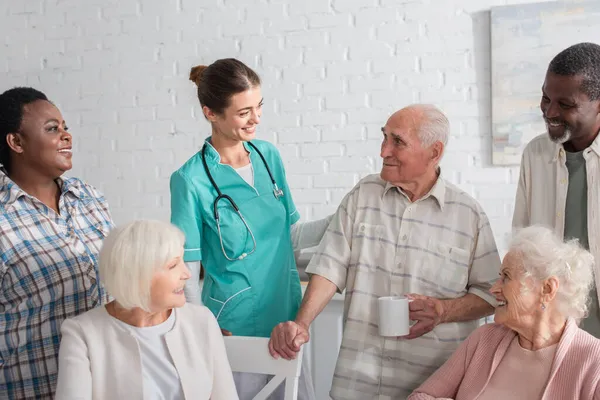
[412, 104, 450, 147]
[509, 225, 594, 320]
[99, 220, 185, 312]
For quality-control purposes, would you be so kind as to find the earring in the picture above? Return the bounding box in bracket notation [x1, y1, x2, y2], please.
[541, 303, 546, 310]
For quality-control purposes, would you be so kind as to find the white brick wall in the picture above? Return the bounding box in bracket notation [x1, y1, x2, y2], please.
[1, 0, 559, 254]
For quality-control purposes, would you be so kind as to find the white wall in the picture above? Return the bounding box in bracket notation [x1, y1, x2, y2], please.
[1, 0, 558, 253]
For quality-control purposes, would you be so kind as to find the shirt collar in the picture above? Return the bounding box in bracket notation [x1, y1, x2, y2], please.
[60, 177, 83, 199]
[382, 169, 446, 210]
[202, 137, 252, 165]
[551, 132, 600, 162]
[0, 167, 83, 208]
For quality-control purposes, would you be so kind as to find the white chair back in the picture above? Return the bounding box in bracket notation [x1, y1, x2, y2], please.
[224, 336, 303, 400]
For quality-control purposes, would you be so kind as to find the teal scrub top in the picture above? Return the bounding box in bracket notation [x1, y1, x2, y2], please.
[170, 138, 302, 337]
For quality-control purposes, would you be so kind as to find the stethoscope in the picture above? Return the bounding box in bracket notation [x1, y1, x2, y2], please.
[201, 141, 284, 261]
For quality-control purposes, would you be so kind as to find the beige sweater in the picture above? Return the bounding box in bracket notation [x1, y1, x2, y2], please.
[55, 303, 238, 400]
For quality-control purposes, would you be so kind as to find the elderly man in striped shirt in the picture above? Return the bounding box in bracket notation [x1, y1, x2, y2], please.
[269, 104, 501, 399]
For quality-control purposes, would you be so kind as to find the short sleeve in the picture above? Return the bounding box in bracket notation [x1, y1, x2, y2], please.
[170, 171, 203, 262]
[467, 211, 501, 305]
[305, 186, 358, 292]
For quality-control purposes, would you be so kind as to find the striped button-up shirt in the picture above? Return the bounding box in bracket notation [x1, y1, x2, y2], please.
[0, 169, 112, 399]
[306, 174, 501, 400]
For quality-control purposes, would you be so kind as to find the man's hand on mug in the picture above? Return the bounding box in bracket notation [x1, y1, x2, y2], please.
[268, 321, 309, 360]
[404, 294, 445, 339]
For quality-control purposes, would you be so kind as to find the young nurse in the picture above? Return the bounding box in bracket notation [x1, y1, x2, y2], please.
[170, 58, 329, 400]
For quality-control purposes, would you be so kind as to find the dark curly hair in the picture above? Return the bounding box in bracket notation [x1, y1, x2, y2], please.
[548, 42, 600, 101]
[0, 87, 49, 174]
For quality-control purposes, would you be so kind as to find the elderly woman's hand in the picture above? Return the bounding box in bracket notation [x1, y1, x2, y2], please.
[404, 294, 445, 339]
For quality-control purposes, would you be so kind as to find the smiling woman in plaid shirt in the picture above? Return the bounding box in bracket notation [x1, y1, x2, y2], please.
[0, 87, 113, 399]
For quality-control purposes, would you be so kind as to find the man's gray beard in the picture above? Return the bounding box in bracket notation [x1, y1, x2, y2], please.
[546, 123, 572, 145]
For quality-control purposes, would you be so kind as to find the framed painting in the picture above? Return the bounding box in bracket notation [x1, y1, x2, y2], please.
[491, 1, 600, 165]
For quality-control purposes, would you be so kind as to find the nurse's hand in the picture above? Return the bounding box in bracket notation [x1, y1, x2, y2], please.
[268, 321, 309, 360]
[221, 328, 232, 336]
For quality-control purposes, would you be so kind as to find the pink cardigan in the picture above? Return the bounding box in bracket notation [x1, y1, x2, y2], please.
[409, 319, 600, 400]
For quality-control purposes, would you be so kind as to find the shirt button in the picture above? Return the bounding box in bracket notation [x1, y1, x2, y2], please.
[402, 235, 407, 241]
[560, 179, 567, 185]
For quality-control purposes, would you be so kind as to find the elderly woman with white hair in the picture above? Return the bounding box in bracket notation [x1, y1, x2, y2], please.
[409, 225, 600, 400]
[55, 220, 238, 400]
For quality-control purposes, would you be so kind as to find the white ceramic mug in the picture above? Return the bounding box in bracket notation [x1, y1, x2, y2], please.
[377, 295, 411, 336]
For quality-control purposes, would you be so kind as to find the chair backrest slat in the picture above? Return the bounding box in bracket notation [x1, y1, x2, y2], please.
[224, 336, 303, 400]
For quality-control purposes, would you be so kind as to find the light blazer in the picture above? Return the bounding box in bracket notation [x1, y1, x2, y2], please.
[55, 303, 238, 400]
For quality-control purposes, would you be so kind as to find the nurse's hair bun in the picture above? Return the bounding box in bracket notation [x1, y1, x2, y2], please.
[189, 65, 208, 87]
[190, 59, 260, 114]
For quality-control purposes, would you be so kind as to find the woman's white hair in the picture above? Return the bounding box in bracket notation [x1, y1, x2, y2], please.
[413, 104, 450, 147]
[509, 225, 594, 320]
[99, 220, 185, 312]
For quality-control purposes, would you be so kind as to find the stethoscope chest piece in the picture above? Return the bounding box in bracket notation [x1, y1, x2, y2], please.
[273, 183, 284, 199]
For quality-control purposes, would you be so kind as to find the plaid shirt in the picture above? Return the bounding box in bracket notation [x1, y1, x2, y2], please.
[0, 169, 113, 399]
